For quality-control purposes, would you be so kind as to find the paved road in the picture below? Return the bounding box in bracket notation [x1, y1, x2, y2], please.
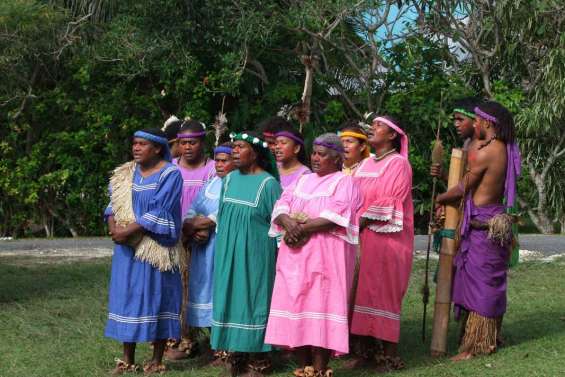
[0, 235, 563, 256]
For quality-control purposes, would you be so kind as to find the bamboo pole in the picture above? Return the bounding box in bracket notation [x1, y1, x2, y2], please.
[430, 148, 465, 357]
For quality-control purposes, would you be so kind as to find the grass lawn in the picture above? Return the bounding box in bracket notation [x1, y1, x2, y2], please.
[1, 256, 564, 377]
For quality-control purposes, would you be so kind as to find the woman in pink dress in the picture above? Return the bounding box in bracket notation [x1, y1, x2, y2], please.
[265, 133, 361, 377]
[274, 127, 311, 189]
[350, 115, 413, 372]
[339, 120, 370, 176]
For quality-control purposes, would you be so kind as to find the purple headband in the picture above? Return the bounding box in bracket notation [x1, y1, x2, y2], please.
[474, 107, 498, 123]
[177, 131, 206, 138]
[214, 146, 232, 155]
[313, 140, 344, 153]
[275, 131, 305, 145]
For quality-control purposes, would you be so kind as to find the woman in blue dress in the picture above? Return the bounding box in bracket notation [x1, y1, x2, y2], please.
[182, 143, 235, 343]
[105, 128, 183, 375]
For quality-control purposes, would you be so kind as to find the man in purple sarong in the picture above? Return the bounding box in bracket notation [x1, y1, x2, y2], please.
[436, 100, 521, 361]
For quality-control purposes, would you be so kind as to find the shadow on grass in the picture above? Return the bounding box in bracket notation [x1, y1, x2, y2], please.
[0, 256, 110, 304]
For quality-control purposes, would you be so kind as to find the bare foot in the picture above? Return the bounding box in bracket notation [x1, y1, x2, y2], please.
[450, 351, 473, 362]
[164, 347, 189, 361]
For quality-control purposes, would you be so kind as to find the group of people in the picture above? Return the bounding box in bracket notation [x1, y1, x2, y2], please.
[103, 98, 520, 375]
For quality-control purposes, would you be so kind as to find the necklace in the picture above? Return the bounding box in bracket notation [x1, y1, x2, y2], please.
[344, 161, 360, 171]
[478, 136, 496, 150]
[374, 149, 396, 161]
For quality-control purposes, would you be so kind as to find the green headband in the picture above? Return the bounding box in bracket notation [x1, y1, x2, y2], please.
[453, 108, 476, 119]
[229, 132, 270, 149]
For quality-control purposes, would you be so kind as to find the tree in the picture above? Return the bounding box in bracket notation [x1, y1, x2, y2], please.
[417, 0, 565, 233]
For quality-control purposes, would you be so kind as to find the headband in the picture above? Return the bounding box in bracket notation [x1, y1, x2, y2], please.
[229, 132, 269, 149]
[263, 132, 275, 138]
[177, 131, 206, 138]
[133, 130, 172, 162]
[339, 130, 368, 141]
[474, 107, 498, 123]
[372, 116, 409, 158]
[214, 146, 233, 155]
[313, 140, 345, 153]
[274, 131, 304, 145]
[339, 131, 370, 158]
[453, 108, 476, 119]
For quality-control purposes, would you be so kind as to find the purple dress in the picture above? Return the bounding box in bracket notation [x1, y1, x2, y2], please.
[452, 198, 508, 319]
[279, 164, 311, 190]
[174, 158, 216, 217]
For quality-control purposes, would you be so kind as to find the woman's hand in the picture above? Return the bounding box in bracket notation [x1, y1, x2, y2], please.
[192, 216, 213, 230]
[182, 219, 195, 238]
[278, 215, 305, 244]
[107, 216, 117, 236]
[111, 222, 143, 245]
[111, 225, 130, 244]
[194, 229, 210, 244]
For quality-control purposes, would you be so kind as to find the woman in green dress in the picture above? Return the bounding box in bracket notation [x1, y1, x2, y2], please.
[211, 131, 282, 376]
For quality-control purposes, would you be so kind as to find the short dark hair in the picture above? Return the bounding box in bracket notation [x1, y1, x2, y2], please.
[136, 128, 167, 157]
[452, 97, 481, 116]
[162, 119, 183, 141]
[179, 119, 206, 139]
[339, 120, 368, 138]
[258, 116, 293, 135]
[476, 101, 515, 143]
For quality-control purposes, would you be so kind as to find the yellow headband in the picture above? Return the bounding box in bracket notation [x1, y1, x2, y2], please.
[339, 131, 370, 158]
[339, 131, 368, 141]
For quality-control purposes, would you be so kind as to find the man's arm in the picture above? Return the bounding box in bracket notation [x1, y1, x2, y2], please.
[436, 147, 489, 205]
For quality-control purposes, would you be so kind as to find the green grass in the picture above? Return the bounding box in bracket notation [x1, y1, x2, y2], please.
[1, 256, 564, 376]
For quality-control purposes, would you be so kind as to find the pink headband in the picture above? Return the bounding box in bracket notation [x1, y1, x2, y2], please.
[373, 116, 409, 158]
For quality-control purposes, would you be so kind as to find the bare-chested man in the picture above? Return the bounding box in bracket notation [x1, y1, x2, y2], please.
[436, 100, 521, 361]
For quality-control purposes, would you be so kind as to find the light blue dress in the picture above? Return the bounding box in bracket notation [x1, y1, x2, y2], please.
[104, 163, 183, 343]
[184, 176, 222, 327]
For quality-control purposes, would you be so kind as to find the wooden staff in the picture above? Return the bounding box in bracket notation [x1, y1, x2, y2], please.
[430, 148, 465, 357]
[421, 137, 444, 342]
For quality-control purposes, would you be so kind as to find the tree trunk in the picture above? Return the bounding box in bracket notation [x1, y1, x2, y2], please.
[528, 210, 555, 234]
[560, 216, 565, 234]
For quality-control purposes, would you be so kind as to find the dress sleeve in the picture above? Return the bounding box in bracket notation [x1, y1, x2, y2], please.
[136, 167, 183, 240]
[268, 179, 297, 237]
[262, 177, 282, 222]
[318, 175, 362, 244]
[363, 158, 412, 233]
[215, 174, 229, 234]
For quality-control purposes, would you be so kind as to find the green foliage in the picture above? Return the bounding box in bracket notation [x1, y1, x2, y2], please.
[1, 0, 561, 236]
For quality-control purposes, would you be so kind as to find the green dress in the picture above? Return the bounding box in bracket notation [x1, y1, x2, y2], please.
[211, 170, 282, 352]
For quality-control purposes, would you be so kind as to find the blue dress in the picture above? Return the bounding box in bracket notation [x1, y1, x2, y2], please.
[104, 163, 183, 343]
[184, 176, 222, 327]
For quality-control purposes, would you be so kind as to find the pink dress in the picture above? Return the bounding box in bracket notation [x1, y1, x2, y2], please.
[174, 158, 216, 217]
[279, 164, 311, 189]
[265, 172, 361, 354]
[350, 154, 414, 343]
